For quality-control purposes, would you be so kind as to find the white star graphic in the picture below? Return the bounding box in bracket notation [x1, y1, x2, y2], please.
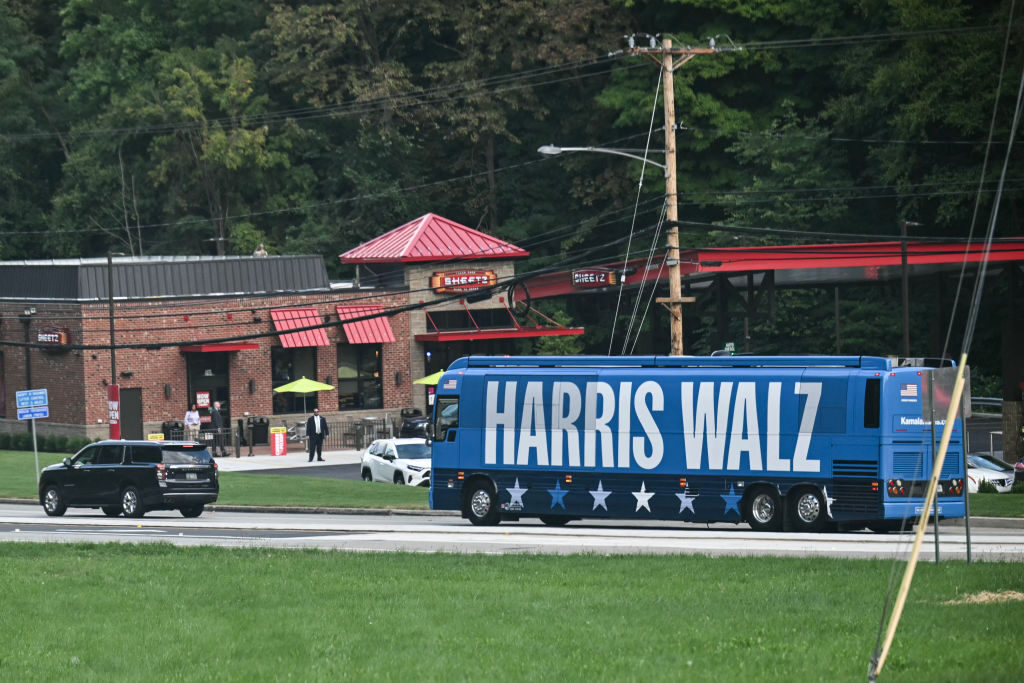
[632, 481, 655, 512]
[822, 486, 835, 519]
[589, 480, 612, 511]
[506, 478, 527, 507]
[675, 487, 698, 515]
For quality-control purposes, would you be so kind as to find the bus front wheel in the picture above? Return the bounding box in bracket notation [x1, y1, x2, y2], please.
[464, 481, 500, 526]
[744, 487, 782, 532]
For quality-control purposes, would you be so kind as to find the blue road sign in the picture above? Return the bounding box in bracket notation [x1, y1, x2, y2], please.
[16, 389, 48, 408]
[17, 406, 49, 420]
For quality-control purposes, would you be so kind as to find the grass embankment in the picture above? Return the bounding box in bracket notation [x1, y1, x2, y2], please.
[2, 543, 1022, 680]
[0, 450, 427, 510]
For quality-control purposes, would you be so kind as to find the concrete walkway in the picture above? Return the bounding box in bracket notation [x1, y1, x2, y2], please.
[213, 446, 363, 472]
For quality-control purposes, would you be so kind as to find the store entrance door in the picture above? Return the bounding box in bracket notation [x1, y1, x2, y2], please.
[185, 352, 231, 426]
[120, 388, 143, 440]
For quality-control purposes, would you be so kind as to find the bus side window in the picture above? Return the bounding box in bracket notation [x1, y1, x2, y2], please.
[864, 378, 880, 429]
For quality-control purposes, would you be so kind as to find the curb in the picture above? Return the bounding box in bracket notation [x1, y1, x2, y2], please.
[2, 496, 1018, 525]
[0, 497, 453, 517]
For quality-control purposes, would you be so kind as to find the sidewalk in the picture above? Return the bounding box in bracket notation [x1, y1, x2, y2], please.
[212, 445, 363, 472]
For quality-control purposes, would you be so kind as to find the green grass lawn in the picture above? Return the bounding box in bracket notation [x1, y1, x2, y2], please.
[0, 450, 427, 509]
[1, 543, 1021, 680]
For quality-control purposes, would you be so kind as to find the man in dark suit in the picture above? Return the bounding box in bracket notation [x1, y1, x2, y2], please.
[210, 401, 229, 458]
[306, 408, 329, 462]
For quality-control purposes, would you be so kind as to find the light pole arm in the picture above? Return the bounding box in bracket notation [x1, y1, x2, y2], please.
[537, 145, 666, 170]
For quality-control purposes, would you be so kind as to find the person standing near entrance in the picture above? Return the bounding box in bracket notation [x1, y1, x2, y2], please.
[210, 401, 229, 458]
[184, 404, 201, 441]
[306, 408, 328, 462]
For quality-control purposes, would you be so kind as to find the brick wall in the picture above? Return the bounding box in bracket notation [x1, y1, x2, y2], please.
[1, 292, 416, 437]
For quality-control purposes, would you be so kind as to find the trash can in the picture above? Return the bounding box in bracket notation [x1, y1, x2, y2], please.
[161, 421, 184, 440]
[249, 417, 270, 446]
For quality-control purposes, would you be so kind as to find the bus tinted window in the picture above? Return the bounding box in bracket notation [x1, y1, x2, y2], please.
[864, 378, 880, 428]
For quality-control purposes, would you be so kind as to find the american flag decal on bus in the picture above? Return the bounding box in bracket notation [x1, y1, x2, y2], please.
[900, 383, 918, 398]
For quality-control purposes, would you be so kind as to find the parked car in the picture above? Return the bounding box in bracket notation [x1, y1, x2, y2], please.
[360, 438, 431, 486]
[399, 416, 430, 439]
[39, 440, 219, 518]
[966, 454, 1014, 493]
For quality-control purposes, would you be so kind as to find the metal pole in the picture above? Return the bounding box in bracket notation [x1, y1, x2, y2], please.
[32, 418, 40, 486]
[928, 372, 939, 563]
[107, 252, 116, 385]
[21, 313, 32, 434]
[960, 394, 972, 563]
[899, 221, 920, 357]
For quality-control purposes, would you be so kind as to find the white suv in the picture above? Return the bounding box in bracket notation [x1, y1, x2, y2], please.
[360, 438, 431, 487]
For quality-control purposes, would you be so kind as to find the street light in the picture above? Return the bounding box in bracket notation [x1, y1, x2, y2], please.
[538, 141, 692, 355]
[107, 252, 126, 385]
[537, 145, 667, 170]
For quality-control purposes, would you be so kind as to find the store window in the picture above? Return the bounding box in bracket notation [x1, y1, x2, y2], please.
[337, 344, 382, 410]
[271, 347, 318, 414]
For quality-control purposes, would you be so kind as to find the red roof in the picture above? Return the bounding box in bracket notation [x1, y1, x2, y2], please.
[270, 308, 330, 348]
[339, 213, 529, 263]
[336, 305, 396, 344]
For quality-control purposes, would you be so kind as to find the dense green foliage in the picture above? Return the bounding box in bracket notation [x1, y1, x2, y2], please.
[1, 0, 1021, 374]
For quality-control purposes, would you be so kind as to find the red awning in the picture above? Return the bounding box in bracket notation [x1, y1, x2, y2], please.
[270, 308, 330, 348]
[179, 343, 259, 353]
[336, 305, 395, 344]
[415, 327, 584, 342]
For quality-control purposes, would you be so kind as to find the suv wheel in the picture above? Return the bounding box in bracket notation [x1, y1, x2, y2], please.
[121, 486, 145, 518]
[42, 485, 67, 517]
[180, 505, 204, 518]
[393, 471, 405, 485]
[361, 469, 372, 482]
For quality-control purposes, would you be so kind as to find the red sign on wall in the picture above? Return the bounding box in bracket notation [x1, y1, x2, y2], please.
[37, 327, 72, 347]
[430, 270, 497, 294]
[571, 269, 619, 288]
[107, 384, 121, 440]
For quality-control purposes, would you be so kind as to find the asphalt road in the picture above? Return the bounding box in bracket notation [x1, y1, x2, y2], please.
[1, 503, 1021, 559]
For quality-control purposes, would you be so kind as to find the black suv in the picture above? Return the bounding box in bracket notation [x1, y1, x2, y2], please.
[39, 440, 219, 518]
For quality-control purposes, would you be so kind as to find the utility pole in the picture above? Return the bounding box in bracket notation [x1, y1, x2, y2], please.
[626, 36, 716, 355]
[900, 220, 921, 358]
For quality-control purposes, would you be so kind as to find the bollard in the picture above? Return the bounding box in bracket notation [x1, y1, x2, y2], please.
[234, 419, 242, 458]
[246, 420, 254, 456]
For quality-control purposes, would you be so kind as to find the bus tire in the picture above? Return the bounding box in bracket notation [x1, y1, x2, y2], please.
[464, 480, 500, 526]
[744, 487, 782, 532]
[788, 487, 826, 532]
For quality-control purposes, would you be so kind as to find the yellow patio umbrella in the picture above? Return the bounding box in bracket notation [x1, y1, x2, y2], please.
[273, 376, 334, 414]
[413, 370, 444, 385]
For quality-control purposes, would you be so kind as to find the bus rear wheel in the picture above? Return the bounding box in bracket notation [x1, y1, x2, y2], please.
[744, 487, 782, 532]
[464, 481, 500, 526]
[788, 487, 826, 532]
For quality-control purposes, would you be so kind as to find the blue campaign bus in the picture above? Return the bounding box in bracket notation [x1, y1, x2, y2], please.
[428, 355, 967, 531]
